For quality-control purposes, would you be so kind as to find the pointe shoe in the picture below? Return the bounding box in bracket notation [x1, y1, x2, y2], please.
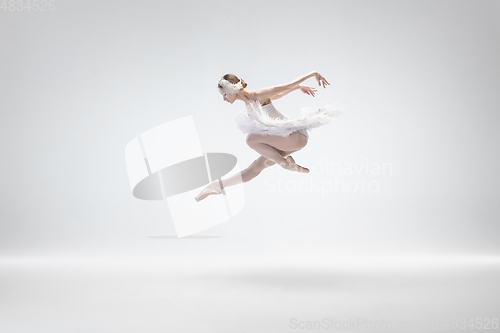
[285, 156, 309, 173]
[194, 182, 223, 202]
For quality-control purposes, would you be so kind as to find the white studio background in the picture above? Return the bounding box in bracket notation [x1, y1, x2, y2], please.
[1, 1, 500, 332]
[0, 0, 499, 260]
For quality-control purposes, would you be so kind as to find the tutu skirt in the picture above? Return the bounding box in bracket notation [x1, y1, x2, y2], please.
[234, 99, 343, 137]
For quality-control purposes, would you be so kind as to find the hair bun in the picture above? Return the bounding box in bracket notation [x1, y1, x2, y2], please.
[218, 74, 247, 92]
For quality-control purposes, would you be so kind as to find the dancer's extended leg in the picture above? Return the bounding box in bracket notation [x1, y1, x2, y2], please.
[194, 148, 299, 202]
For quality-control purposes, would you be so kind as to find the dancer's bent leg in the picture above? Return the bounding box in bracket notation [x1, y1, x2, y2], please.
[246, 132, 308, 173]
[220, 150, 292, 187]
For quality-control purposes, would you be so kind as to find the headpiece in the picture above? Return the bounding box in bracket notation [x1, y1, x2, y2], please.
[217, 75, 244, 94]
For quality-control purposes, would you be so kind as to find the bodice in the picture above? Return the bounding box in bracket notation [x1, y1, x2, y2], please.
[245, 101, 286, 120]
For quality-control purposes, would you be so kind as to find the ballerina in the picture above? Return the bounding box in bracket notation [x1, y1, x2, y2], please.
[195, 71, 343, 202]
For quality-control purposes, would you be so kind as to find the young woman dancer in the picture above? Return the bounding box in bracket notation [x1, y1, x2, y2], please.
[195, 71, 342, 202]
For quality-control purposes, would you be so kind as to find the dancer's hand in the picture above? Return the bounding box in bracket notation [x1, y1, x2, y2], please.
[298, 85, 317, 97]
[314, 72, 330, 89]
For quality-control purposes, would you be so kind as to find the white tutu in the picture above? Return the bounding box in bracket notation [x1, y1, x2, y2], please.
[234, 99, 343, 137]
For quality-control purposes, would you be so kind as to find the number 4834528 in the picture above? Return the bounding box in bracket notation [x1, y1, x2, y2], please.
[1, 0, 55, 11]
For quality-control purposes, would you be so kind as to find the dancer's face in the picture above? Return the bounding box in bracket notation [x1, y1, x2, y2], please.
[219, 87, 235, 104]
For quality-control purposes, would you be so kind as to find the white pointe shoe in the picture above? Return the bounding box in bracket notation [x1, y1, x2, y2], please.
[194, 182, 223, 202]
[284, 156, 309, 173]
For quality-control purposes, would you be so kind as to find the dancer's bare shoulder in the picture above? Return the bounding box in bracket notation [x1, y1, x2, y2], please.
[248, 91, 271, 107]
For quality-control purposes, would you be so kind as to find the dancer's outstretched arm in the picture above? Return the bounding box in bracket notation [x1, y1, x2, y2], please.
[271, 85, 300, 101]
[258, 71, 330, 101]
[257, 71, 317, 101]
[272, 84, 319, 101]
